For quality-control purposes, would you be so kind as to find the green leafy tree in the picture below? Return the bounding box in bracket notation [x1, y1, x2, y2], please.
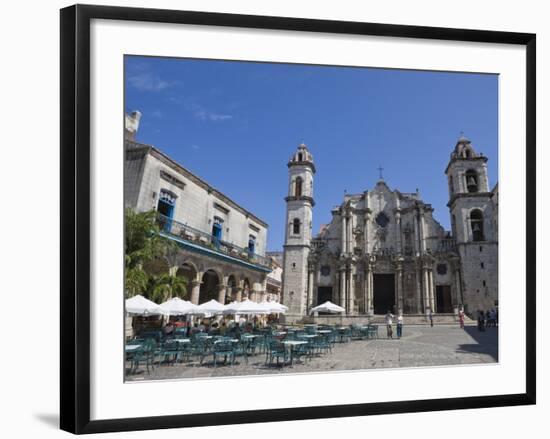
[148, 273, 189, 303]
[125, 208, 166, 269]
[125, 266, 149, 297]
[124, 208, 177, 297]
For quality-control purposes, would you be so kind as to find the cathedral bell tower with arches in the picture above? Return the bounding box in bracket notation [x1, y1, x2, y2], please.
[445, 135, 498, 313]
[282, 143, 315, 319]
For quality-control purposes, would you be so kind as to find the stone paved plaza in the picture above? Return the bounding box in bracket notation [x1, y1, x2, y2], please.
[126, 324, 498, 382]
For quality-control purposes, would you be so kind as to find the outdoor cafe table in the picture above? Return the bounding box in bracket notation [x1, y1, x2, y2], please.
[281, 340, 308, 365]
[125, 344, 141, 352]
[317, 330, 332, 334]
[300, 334, 317, 338]
[173, 338, 191, 344]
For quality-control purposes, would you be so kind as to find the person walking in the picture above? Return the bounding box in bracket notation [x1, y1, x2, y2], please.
[385, 310, 394, 339]
[429, 309, 434, 327]
[458, 308, 465, 329]
[477, 310, 486, 332]
[396, 314, 403, 339]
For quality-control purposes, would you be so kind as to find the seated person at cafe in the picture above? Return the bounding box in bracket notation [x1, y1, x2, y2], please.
[162, 321, 174, 337]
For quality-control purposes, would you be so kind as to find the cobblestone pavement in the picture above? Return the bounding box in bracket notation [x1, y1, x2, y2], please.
[126, 325, 498, 382]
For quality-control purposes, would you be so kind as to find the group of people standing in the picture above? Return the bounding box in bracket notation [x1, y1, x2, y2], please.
[477, 308, 498, 332]
[384, 311, 403, 339]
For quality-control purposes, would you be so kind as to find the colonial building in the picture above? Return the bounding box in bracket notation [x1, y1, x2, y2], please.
[281, 137, 498, 320]
[266, 256, 283, 302]
[124, 111, 274, 305]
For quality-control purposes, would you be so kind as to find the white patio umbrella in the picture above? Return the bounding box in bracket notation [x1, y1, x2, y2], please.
[125, 294, 165, 316]
[310, 301, 345, 314]
[224, 299, 270, 315]
[259, 301, 288, 314]
[194, 299, 226, 316]
[159, 297, 198, 316]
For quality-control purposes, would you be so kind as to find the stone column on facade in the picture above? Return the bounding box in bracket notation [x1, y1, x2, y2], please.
[412, 215, 419, 255]
[422, 267, 430, 312]
[217, 283, 228, 305]
[235, 286, 243, 302]
[260, 276, 268, 303]
[363, 269, 369, 314]
[367, 262, 374, 315]
[415, 266, 423, 313]
[429, 269, 436, 312]
[419, 210, 427, 253]
[307, 268, 315, 312]
[341, 213, 347, 254]
[364, 212, 371, 254]
[396, 262, 403, 314]
[339, 267, 346, 310]
[427, 270, 434, 312]
[395, 211, 402, 254]
[454, 269, 462, 307]
[190, 280, 201, 305]
[347, 213, 354, 253]
[349, 264, 356, 314]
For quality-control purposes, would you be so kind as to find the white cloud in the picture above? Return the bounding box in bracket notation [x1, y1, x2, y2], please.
[128, 73, 174, 91]
[194, 109, 233, 122]
[191, 144, 200, 150]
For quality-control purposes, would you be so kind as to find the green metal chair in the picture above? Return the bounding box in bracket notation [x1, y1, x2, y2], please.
[211, 341, 235, 367]
[265, 341, 288, 367]
[232, 339, 249, 365]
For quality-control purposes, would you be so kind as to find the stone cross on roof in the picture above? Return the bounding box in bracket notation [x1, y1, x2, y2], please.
[377, 165, 384, 180]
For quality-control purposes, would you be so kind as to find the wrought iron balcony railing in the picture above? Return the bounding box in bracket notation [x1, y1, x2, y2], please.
[156, 213, 272, 269]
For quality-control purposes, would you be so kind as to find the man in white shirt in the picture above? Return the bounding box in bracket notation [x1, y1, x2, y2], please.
[385, 311, 394, 339]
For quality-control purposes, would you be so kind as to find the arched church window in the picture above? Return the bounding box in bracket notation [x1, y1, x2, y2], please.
[465, 170, 479, 193]
[470, 209, 484, 242]
[449, 175, 454, 194]
[295, 177, 303, 197]
[298, 153, 303, 161]
[293, 218, 301, 235]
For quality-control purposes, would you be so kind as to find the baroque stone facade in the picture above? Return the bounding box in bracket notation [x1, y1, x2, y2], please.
[282, 136, 498, 319]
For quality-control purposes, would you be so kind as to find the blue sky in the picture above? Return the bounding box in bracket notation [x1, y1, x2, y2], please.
[125, 56, 498, 252]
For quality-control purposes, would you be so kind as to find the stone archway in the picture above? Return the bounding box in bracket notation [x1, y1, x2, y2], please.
[242, 278, 251, 300]
[176, 262, 198, 301]
[199, 269, 220, 304]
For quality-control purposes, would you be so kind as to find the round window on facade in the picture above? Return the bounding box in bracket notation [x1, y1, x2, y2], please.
[375, 212, 390, 228]
[436, 263, 448, 275]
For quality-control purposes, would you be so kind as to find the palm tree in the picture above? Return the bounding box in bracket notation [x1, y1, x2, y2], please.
[124, 208, 177, 298]
[125, 208, 167, 269]
[148, 273, 189, 303]
[125, 265, 149, 297]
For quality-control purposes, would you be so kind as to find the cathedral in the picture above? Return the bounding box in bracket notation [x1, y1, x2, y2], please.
[281, 137, 498, 321]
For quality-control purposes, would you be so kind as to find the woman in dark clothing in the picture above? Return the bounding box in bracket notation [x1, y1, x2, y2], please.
[477, 310, 485, 332]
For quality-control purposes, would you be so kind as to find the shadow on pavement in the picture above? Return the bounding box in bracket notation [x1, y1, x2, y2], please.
[456, 326, 499, 361]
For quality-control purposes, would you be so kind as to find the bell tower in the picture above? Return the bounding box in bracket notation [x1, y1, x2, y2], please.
[445, 135, 498, 313]
[282, 143, 315, 319]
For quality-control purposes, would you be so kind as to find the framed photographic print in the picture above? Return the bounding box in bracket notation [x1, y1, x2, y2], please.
[60, 4, 536, 434]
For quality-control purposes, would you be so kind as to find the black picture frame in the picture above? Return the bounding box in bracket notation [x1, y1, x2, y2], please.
[60, 4, 536, 434]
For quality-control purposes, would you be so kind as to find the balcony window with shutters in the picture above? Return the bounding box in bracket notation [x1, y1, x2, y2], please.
[212, 216, 224, 247]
